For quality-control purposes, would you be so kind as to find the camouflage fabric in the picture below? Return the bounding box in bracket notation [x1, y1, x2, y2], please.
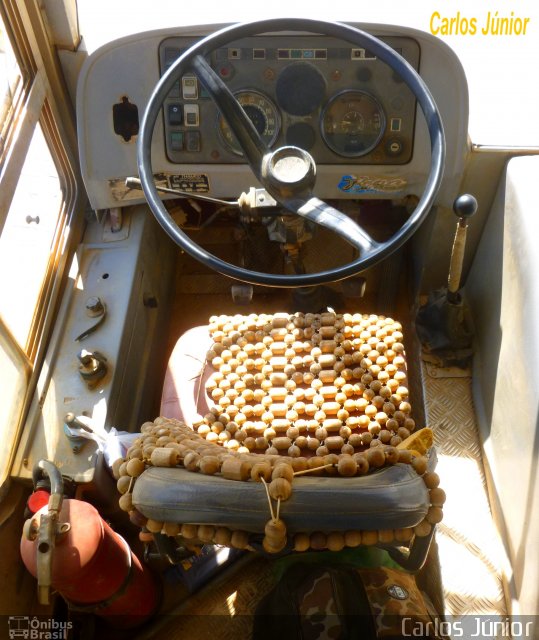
[253, 563, 445, 640]
[296, 571, 343, 640]
[357, 567, 445, 638]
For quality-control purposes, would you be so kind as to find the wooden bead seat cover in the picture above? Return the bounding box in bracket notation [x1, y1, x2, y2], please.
[127, 313, 442, 550]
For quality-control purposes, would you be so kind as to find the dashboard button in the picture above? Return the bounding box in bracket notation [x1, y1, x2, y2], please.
[168, 104, 183, 125]
[170, 131, 184, 151]
[185, 131, 201, 152]
[386, 138, 404, 156]
[182, 76, 198, 99]
[184, 104, 200, 126]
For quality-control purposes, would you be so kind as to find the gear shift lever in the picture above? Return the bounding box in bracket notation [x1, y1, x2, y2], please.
[447, 194, 478, 303]
[415, 193, 478, 365]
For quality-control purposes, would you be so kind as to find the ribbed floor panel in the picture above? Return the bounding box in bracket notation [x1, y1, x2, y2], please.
[422, 364, 510, 624]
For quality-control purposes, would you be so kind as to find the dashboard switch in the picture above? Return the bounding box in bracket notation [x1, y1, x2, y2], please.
[185, 131, 201, 152]
[170, 132, 184, 151]
[168, 104, 183, 125]
[182, 76, 198, 99]
[184, 104, 200, 126]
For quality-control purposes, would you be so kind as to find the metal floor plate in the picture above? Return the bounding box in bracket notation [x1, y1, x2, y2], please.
[421, 363, 510, 622]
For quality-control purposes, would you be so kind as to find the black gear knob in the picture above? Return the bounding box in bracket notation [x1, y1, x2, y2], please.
[453, 193, 478, 219]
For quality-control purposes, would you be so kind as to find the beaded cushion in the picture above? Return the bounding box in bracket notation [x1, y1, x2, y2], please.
[119, 313, 445, 554]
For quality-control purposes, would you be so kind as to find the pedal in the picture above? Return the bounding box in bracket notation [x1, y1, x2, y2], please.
[231, 284, 253, 305]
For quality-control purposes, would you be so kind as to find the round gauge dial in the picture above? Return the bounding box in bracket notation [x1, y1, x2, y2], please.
[321, 91, 386, 157]
[218, 90, 280, 156]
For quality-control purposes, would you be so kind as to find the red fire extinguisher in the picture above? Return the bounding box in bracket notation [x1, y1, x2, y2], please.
[20, 460, 159, 628]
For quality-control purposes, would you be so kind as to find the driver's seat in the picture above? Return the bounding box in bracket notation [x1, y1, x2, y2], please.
[131, 313, 440, 568]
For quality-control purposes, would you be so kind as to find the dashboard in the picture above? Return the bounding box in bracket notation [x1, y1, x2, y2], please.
[77, 23, 469, 209]
[159, 35, 419, 166]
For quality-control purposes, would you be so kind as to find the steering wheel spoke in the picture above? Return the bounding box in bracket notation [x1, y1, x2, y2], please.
[289, 196, 379, 256]
[191, 55, 268, 177]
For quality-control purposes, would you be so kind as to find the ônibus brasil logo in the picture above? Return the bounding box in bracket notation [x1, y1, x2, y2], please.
[8, 616, 72, 640]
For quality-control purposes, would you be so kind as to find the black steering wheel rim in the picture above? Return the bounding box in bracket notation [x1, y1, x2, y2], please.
[137, 18, 445, 288]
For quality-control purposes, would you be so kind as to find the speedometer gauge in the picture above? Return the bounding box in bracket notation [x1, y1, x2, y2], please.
[321, 91, 386, 157]
[218, 90, 280, 156]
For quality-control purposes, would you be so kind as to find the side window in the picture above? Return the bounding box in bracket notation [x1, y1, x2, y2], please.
[0, 9, 77, 488]
[0, 123, 63, 349]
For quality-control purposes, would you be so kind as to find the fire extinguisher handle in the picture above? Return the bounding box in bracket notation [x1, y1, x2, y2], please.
[33, 460, 64, 513]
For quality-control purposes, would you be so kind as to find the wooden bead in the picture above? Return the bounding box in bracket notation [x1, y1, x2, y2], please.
[181, 523, 198, 539]
[269, 478, 292, 501]
[426, 506, 444, 524]
[220, 457, 250, 481]
[320, 419, 340, 435]
[310, 532, 327, 550]
[199, 455, 221, 475]
[111, 458, 124, 480]
[413, 520, 432, 537]
[294, 533, 311, 552]
[326, 532, 345, 552]
[272, 436, 292, 451]
[361, 530, 378, 545]
[118, 493, 133, 512]
[323, 454, 339, 475]
[307, 457, 325, 475]
[163, 522, 181, 537]
[366, 447, 385, 468]
[116, 475, 132, 495]
[429, 487, 447, 506]
[397, 449, 413, 464]
[263, 536, 287, 554]
[151, 447, 180, 467]
[319, 370, 338, 383]
[378, 529, 394, 543]
[231, 530, 250, 549]
[213, 527, 232, 546]
[337, 456, 357, 477]
[146, 519, 164, 533]
[291, 457, 308, 472]
[272, 464, 294, 483]
[348, 433, 362, 448]
[183, 451, 200, 471]
[344, 530, 362, 547]
[251, 461, 272, 482]
[198, 525, 216, 542]
[129, 509, 147, 528]
[288, 445, 301, 458]
[395, 528, 414, 542]
[423, 472, 440, 489]
[352, 454, 369, 475]
[139, 531, 154, 543]
[264, 518, 287, 541]
[384, 446, 399, 465]
[325, 436, 345, 451]
[341, 444, 355, 456]
[412, 456, 428, 476]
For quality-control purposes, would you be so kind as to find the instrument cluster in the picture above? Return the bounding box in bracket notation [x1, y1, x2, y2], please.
[159, 34, 420, 166]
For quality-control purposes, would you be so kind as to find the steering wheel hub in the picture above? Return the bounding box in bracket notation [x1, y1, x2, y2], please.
[262, 146, 316, 197]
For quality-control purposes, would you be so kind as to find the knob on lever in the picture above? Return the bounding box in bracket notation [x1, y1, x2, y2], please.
[447, 194, 478, 303]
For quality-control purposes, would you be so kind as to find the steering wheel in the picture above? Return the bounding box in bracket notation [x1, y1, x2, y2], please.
[137, 18, 445, 288]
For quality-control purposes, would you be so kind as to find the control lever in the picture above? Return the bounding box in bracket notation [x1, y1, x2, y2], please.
[415, 193, 477, 365]
[74, 296, 107, 342]
[447, 194, 478, 303]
